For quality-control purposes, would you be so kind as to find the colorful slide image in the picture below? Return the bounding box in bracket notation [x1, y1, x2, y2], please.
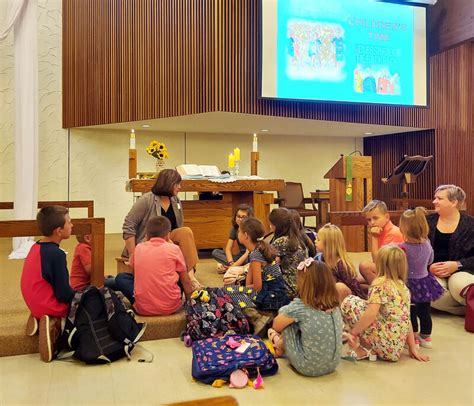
[286, 20, 346, 81]
[273, 0, 420, 105]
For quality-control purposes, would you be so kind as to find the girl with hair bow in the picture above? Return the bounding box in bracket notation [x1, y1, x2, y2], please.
[267, 258, 343, 377]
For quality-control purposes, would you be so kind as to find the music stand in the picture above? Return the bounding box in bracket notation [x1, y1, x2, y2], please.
[382, 155, 433, 209]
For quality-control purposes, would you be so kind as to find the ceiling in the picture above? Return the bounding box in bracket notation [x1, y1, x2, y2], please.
[81, 112, 427, 138]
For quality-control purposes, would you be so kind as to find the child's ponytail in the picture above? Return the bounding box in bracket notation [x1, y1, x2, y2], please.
[240, 217, 276, 263]
[399, 206, 429, 243]
[256, 238, 277, 264]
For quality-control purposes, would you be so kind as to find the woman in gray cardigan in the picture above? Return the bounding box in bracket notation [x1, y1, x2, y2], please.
[122, 169, 201, 289]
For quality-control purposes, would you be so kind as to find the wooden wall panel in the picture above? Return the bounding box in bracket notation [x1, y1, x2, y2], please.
[63, 1, 473, 212]
[364, 130, 436, 210]
[63, 0, 218, 127]
[428, 0, 474, 55]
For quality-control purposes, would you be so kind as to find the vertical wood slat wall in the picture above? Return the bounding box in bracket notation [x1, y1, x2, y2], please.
[62, 1, 473, 212]
[364, 130, 436, 210]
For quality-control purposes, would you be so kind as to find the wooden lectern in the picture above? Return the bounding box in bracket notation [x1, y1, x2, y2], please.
[324, 155, 372, 252]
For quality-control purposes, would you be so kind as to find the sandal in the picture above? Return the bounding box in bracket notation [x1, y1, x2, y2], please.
[345, 345, 374, 361]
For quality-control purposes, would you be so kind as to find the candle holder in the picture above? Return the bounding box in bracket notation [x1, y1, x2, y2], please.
[129, 149, 137, 179]
[228, 166, 234, 176]
[251, 152, 259, 176]
[234, 160, 240, 176]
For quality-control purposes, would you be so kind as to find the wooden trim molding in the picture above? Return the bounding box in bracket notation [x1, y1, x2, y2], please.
[0, 200, 94, 217]
[0, 218, 105, 286]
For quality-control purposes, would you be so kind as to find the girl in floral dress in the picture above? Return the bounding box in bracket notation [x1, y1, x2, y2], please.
[341, 245, 429, 362]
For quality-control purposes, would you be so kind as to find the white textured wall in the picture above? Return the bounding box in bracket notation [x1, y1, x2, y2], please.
[0, 14, 15, 218]
[0, 0, 68, 220]
[0, 1, 363, 232]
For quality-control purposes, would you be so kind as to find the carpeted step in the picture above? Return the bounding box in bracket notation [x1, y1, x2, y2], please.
[0, 310, 187, 358]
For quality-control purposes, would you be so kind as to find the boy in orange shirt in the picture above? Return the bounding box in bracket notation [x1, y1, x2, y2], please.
[359, 200, 404, 285]
[70, 234, 92, 290]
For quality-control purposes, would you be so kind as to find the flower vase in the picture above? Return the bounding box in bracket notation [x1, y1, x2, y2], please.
[156, 159, 165, 173]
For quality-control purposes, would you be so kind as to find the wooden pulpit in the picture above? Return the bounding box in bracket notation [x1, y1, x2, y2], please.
[324, 155, 372, 251]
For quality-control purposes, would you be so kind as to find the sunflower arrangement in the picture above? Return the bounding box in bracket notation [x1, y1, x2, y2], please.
[146, 140, 169, 160]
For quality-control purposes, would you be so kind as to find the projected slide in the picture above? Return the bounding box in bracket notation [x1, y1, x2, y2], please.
[261, 0, 427, 106]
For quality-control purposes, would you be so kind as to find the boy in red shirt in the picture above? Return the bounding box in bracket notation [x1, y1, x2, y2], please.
[70, 234, 92, 290]
[20, 206, 75, 362]
[115, 216, 193, 316]
[359, 200, 404, 285]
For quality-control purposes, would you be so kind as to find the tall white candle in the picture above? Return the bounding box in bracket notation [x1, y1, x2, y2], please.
[252, 133, 258, 152]
[130, 129, 136, 149]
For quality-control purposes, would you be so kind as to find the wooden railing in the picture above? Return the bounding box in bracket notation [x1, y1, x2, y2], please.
[0, 218, 105, 286]
[0, 201, 94, 217]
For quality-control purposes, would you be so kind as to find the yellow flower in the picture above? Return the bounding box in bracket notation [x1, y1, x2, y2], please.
[146, 140, 169, 160]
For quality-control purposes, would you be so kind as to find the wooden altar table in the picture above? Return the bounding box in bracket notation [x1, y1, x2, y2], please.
[127, 178, 285, 249]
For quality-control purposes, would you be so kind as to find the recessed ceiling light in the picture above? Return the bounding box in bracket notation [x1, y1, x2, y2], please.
[260, 129, 269, 132]
[364, 132, 373, 135]
[141, 124, 151, 128]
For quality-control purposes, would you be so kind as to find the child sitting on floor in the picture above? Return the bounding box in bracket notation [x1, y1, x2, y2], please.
[269, 208, 308, 299]
[359, 200, 404, 285]
[267, 258, 342, 377]
[238, 217, 290, 335]
[70, 234, 92, 290]
[315, 224, 366, 300]
[212, 204, 252, 273]
[341, 244, 429, 362]
[21, 205, 75, 362]
[288, 209, 317, 257]
[399, 207, 444, 349]
[115, 216, 193, 316]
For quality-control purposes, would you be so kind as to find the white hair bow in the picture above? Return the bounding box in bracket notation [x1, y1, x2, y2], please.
[297, 257, 315, 271]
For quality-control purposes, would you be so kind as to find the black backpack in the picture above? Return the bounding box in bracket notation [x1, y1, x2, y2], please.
[63, 286, 147, 364]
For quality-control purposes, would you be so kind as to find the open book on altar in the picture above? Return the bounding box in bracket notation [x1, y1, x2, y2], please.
[176, 164, 222, 178]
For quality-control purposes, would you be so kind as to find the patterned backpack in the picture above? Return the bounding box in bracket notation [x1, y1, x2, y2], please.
[184, 287, 251, 342]
[191, 334, 279, 384]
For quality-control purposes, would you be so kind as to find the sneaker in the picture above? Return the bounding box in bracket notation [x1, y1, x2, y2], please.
[38, 315, 62, 362]
[25, 314, 39, 336]
[419, 336, 432, 349]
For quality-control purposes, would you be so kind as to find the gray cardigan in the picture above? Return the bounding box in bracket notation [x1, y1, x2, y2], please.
[122, 192, 184, 257]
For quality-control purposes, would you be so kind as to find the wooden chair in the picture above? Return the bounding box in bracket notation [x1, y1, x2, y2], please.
[275, 182, 319, 228]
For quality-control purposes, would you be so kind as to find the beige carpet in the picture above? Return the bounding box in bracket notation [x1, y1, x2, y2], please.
[0, 234, 371, 357]
[0, 235, 224, 357]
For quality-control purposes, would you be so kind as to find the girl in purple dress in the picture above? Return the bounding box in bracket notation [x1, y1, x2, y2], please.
[399, 207, 444, 349]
